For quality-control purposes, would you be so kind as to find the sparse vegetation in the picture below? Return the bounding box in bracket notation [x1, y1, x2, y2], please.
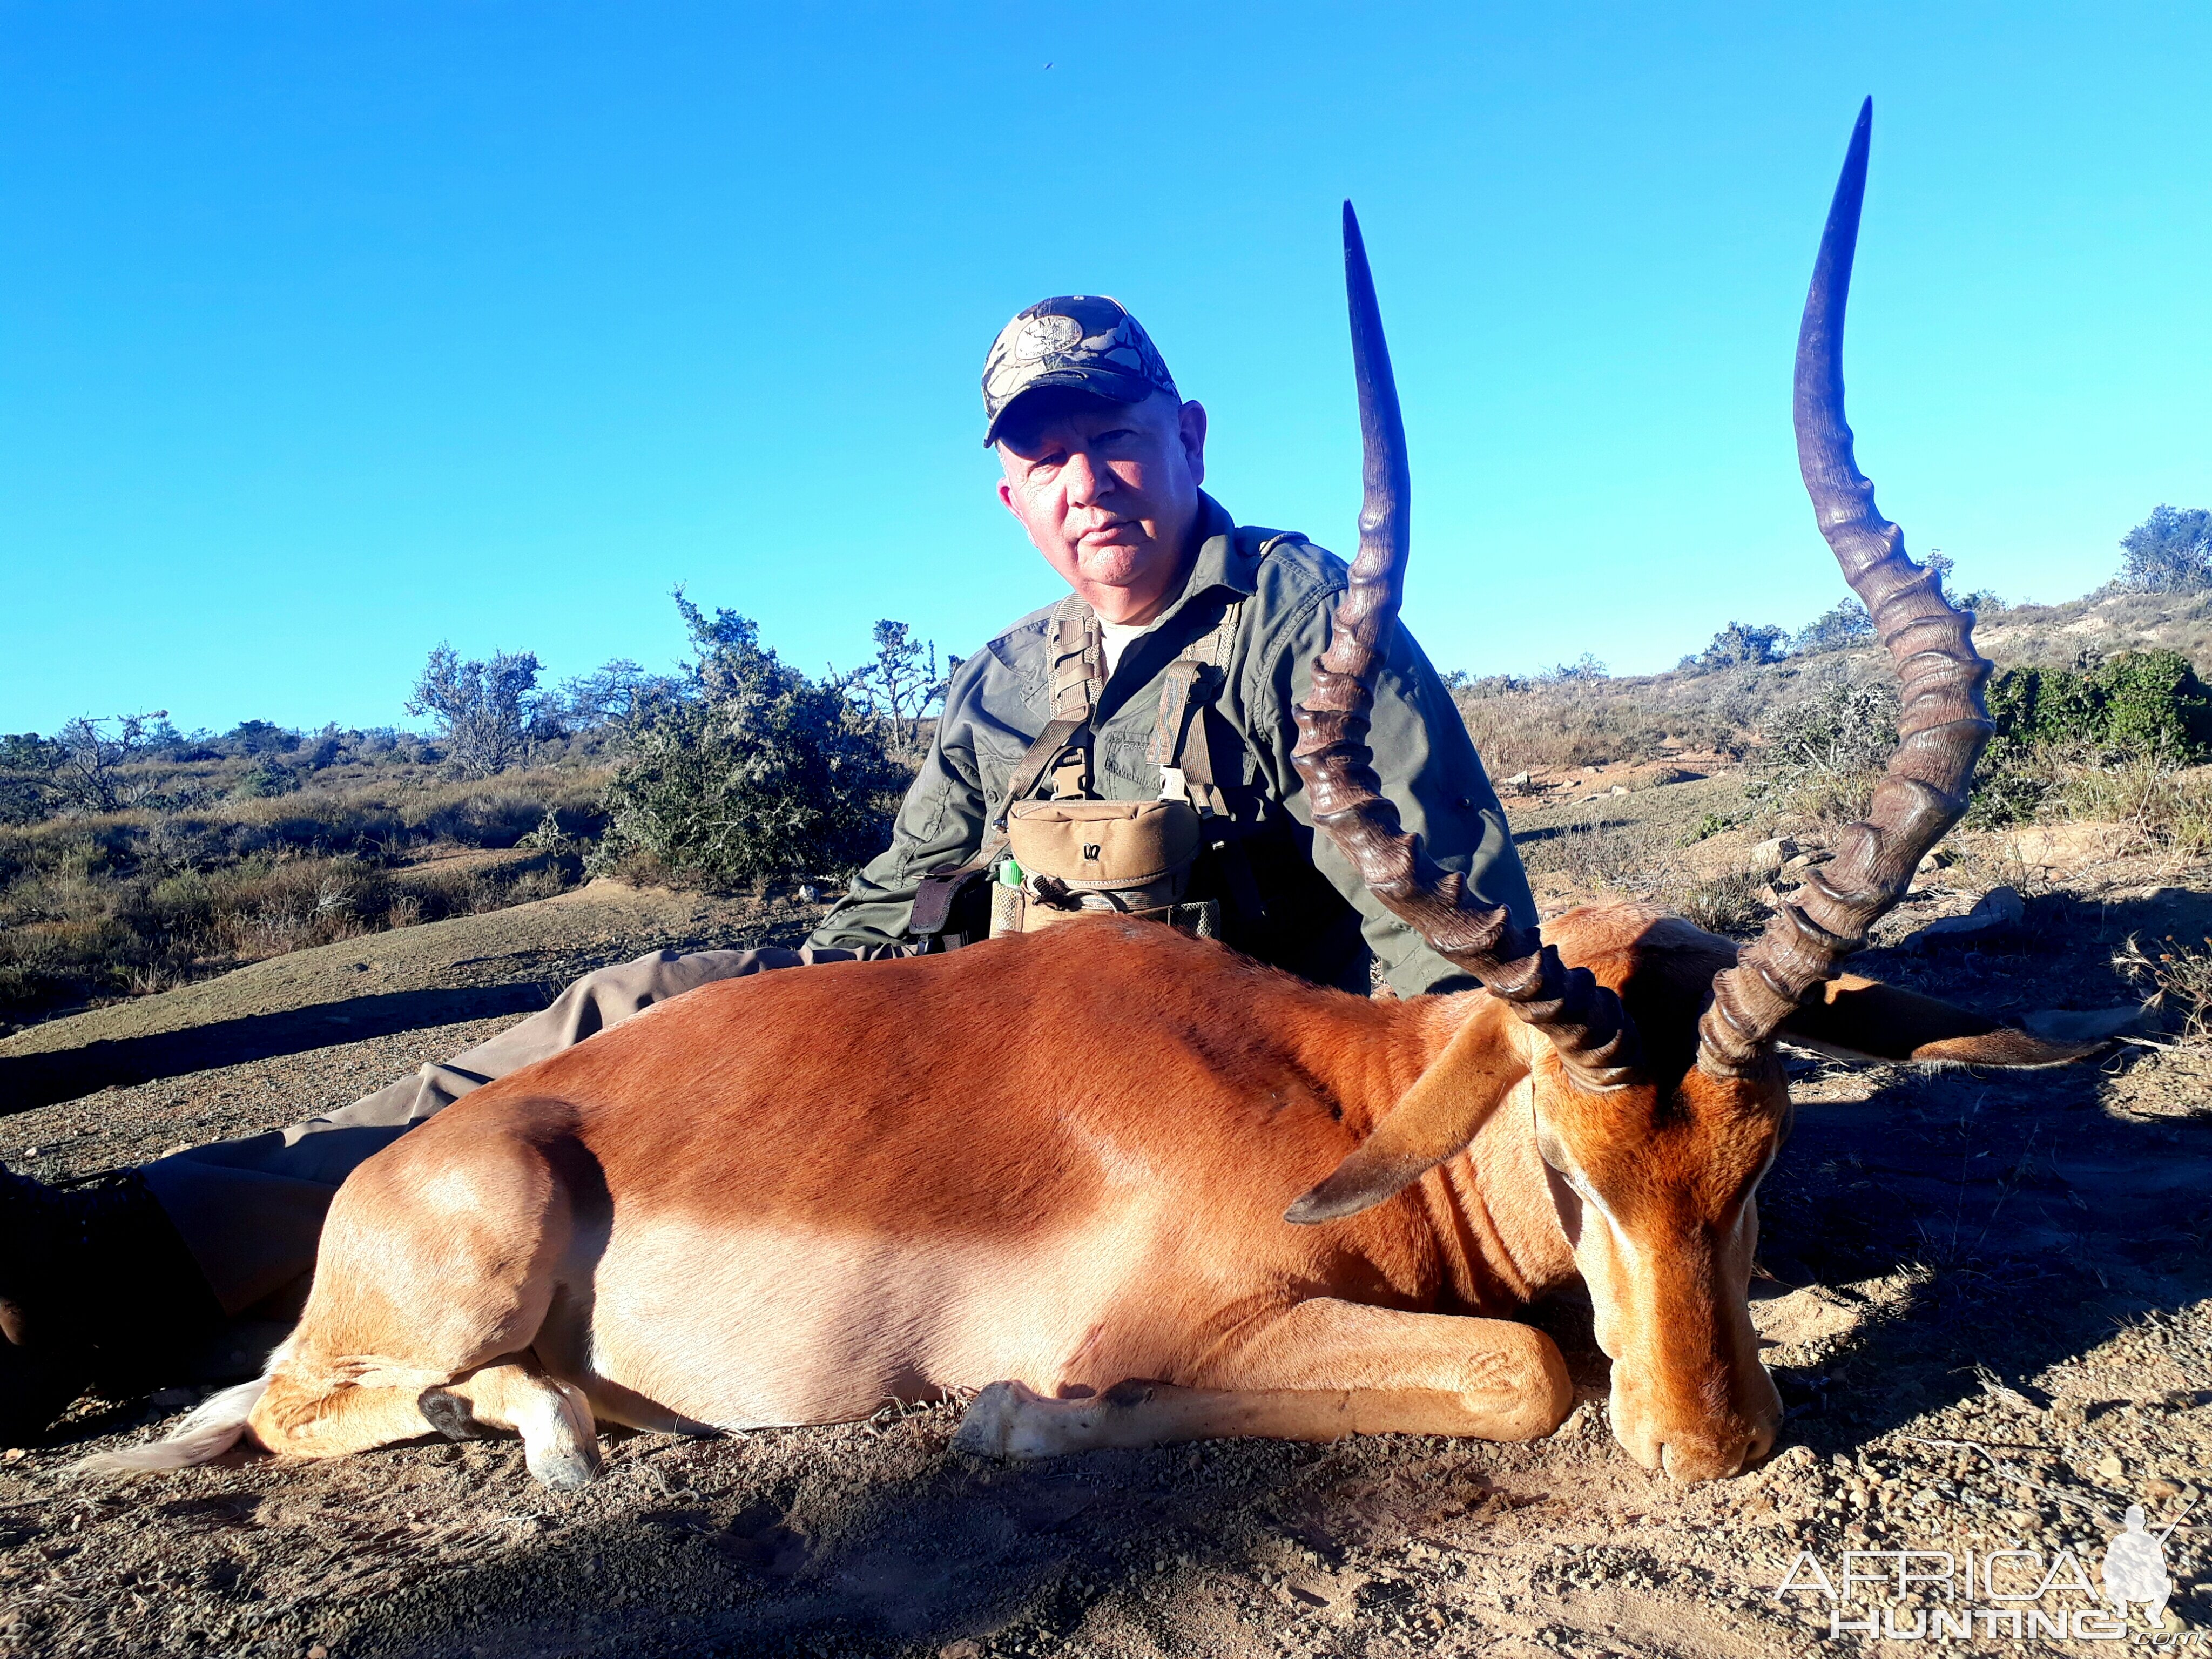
[2116, 933, 2212, 1042]
[837, 619, 957, 765]
[0, 763, 607, 1025]
[1675, 866, 1770, 936]
[1746, 677, 1900, 828]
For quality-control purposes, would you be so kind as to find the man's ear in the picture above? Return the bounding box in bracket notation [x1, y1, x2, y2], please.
[1177, 399, 1208, 489]
[1286, 996, 1527, 1224]
[996, 475, 1021, 517]
[1781, 974, 2111, 1068]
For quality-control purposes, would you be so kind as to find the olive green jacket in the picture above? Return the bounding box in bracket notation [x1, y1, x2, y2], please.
[810, 494, 1536, 996]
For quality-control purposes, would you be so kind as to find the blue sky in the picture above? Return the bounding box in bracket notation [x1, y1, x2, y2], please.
[4, 3, 2208, 734]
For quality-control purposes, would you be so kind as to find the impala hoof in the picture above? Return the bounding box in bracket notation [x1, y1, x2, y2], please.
[952, 1380, 1045, 1460]
[527, 1437, 602, 1491]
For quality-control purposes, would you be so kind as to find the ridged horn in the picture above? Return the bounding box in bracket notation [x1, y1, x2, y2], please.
[1290, 201, 1642, 1093]
[1697, 99, 1997, 1077]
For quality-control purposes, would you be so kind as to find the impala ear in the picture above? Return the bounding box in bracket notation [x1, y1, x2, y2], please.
[1779, 974, 2116, 1068]
[1286, 997, 1528, 1225]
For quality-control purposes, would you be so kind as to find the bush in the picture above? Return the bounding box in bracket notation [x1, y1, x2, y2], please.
[1984, 650, 2212, 761]
[594, 594, 905, 889]
[1684, 622, 1788, 673]
[46, 713, 169, 813]
[1675, 867, 1770, 936]
[222, 719, 300, 757]
[2116, 504, 2212, 594]
[407, 645, 555, 777]
[0, 733, 60, 825]
[233, 758, 302, 799]
[1540, 653, 1608, 683]
[1747, 678, 1899, 826]
[1790, 599, 1874, 657]
[838, 621, 955, 764]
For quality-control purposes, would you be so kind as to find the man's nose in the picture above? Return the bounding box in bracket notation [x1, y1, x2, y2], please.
[1062, 450, 1112, 507]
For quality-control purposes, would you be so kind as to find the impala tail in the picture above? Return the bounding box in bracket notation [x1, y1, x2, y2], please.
[75, 1373, 273, 1473]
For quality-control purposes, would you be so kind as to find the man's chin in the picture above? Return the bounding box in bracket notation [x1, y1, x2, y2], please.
[1074, 546, 1157, 587]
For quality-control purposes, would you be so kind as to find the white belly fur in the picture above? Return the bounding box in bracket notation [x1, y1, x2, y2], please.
[548, 1194, 1174, 1431]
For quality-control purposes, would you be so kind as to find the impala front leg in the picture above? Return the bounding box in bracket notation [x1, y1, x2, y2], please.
[953, 1299, 1571, 1459]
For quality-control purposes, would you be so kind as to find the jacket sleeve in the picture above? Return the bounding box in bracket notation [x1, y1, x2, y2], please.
[1252, 584, 1540, 999]
[807, 657, 996, 952]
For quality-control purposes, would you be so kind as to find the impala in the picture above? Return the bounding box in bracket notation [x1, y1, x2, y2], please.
[103, 103, 2095, 1489]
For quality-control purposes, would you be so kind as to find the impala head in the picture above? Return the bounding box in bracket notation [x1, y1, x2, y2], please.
[1286, 105, 2095, 1482]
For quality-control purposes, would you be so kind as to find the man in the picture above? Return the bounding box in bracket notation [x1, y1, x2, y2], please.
[0, 296, 1534, 1441]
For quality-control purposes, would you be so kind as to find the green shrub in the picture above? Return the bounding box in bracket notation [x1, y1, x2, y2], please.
[594, 594, 905, 889]
[1680, 810, 1737, 846]
[1984, 650, 2212, 760]
[233, 758, 302, 799]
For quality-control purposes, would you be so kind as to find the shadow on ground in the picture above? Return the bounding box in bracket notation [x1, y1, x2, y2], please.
[0, 984, 557, 1114]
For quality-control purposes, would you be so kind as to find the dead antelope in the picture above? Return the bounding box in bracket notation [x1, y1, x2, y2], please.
[102, 104, 2095, 1489]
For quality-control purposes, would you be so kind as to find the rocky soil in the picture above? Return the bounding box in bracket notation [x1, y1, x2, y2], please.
[0, 827, 2206, 1658]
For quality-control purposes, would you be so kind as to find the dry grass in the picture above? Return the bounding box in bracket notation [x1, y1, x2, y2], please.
[1450, 651, 1886, 775]
[1973, 586, 2212, 674]
[0, 764, 611, 1026]
[2048, 756, 2212, 855]
[1517, 804, 1772, 938]
[2115, 933, 2212, 1042]
[1672, 866, 1772, 936]
[1456, 683, 1681, 773]
[1519, 808, 1685, 895]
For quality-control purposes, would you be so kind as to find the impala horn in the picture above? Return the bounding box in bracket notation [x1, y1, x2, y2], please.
[1697, 100, 1996, 1077]
[1290, 203, 1642, 1095]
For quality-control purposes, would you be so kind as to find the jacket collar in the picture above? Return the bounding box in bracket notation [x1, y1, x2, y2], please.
[1151, 492, 1257, 629]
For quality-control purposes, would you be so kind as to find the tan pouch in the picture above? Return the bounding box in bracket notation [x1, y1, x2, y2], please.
[995, 798, 1203, 933]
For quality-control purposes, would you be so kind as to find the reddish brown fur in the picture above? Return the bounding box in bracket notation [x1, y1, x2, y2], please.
[213, 900, 2093, 1487]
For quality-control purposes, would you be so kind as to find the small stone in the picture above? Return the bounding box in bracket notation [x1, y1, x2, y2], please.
[2, 1448, 23, 1464]
[2097, 1454, 2125, 1481]
[1908, 885, 2025, 949]
[940, 1643, 982, 1659]
[1607, 784, 1630, 797]
[308, 1647, 330, 1659]
[1749, 837, 1796, 875]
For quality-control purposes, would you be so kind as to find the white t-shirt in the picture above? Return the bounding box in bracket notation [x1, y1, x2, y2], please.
[1099, 617, 1159, 679]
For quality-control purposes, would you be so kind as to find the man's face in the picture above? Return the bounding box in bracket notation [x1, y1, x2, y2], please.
[995, 389, 1209, 625]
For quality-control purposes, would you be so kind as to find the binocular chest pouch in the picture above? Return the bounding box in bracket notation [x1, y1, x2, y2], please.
[995, 797, 1205, 934]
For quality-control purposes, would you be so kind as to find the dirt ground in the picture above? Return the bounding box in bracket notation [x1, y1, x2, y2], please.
[0, 797, 2207, 1659]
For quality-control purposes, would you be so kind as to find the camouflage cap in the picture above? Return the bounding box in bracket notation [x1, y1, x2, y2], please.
[980, 295, 1178, 447]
